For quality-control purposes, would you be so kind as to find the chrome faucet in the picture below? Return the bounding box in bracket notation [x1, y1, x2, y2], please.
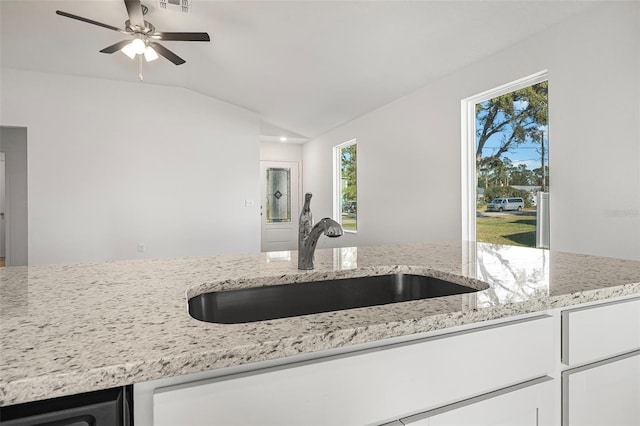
[298, 193, 343, 270]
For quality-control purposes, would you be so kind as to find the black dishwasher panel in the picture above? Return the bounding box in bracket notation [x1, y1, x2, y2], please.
[0, 386, 131, 426]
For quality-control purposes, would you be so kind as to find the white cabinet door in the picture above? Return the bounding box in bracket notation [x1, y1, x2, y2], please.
[562, 298, 640, 366]
[403, 378, 555, 426]
[563, 352, 640, 426]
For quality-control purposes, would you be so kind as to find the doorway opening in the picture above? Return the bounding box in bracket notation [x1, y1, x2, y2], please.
[0, 152, 5, 267]
[462, 71, 549, 248]
[0, 126, 29, 266]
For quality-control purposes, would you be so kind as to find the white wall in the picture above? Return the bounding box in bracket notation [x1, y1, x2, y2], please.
[260, 141, 303, 163]
[303, 2, 640, 259]
[0, 69, 261, 265]
[548, 2, 639, 260]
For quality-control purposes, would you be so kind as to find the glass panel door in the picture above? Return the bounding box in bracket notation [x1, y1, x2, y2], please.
[266, 168, 291, 223]
[260, 161, 299, 252]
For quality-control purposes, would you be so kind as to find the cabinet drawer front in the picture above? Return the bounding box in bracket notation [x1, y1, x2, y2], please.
[563, 351, 640, 426]
[153, 316, 554, 426]
[562, 298, 640, 366]
[402, 377, 555, 426]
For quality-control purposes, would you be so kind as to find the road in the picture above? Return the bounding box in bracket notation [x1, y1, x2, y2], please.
[478, 210, 537, 218]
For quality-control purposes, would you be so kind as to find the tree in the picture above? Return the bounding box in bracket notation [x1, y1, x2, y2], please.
[533, 165, 550, 189]
[485, 157, 511, 188]
[491, 157, 506, 187]
[341, 144, 357, 202]
[510, 164, 535, 186]
[476, 82, 548, 176]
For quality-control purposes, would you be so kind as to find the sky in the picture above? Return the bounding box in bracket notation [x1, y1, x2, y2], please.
[481, 136, 547, 170]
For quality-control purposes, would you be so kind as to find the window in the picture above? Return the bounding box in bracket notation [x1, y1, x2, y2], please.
[334, 140, 357, 232]
[462, 71, 549, 248]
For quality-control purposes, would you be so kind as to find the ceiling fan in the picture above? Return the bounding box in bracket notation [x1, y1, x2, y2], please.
[56, 0, 210, 66]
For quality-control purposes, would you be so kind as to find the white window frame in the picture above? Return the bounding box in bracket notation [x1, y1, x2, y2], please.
[333, 138, 357, 233]
[461, 70, 548, 242]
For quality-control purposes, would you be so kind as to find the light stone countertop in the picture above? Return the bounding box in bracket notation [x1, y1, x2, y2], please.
[1, 241, 639, 406]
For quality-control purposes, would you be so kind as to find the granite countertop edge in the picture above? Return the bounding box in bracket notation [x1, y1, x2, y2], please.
[1, 242, 640, 406]
[3, 282, 640, 406]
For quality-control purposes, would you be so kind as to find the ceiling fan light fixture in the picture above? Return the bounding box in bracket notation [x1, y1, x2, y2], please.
[121, 42, 137, 59]
[56, 0, 211, 67]
[131, 38, 146, 55]
[144, 45, 159, 62]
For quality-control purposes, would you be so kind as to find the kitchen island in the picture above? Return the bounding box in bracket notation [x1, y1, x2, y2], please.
[1, 241, 639, 424]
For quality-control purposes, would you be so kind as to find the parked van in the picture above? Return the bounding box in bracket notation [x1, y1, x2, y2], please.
[486, 197, 524, 212]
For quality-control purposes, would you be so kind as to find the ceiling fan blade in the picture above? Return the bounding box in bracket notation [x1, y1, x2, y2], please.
[151, 32, 211, 42]
[99, 40, 132, 54]
[56, 10, 126, 34]
[124, 0, 145, 29]
[148, 42, 186, 65]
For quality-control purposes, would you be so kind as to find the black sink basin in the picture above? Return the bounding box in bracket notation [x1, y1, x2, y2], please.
[188, 274, 478, 324]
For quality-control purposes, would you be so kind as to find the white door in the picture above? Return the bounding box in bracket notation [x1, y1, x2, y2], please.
[260, 161, 300, 252]
[0, 153, 5, 260]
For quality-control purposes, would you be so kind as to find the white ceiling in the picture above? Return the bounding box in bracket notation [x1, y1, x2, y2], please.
[1, 0, 597, 140]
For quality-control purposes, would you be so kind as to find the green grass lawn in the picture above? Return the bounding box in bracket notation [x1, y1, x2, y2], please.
[476, 212, 537, 247]
[341, 214, 357, 231]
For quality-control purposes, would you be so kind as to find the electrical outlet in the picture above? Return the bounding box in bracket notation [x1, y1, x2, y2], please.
[138, 243, 146, 253]
[245, 199, 254, 207]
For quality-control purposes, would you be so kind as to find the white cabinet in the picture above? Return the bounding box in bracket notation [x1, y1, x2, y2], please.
[152, 316, 554, 426]
[561, 298, 640, 366]
[136, 295, 640, 426]
[560, 297, 640, 426]
[402, 377, 555, 426]
[563, 352, 640, 426]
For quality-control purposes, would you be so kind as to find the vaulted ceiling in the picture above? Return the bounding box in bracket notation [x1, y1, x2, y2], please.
[1, 0, 597, 140]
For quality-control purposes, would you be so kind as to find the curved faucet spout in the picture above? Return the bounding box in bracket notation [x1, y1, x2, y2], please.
[299, 217, 343, 270]
[309, 217, 343, 240]
[297, 193, 343, 269]
[298, 216, 343, 270]
[320, 218, 344, 238]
